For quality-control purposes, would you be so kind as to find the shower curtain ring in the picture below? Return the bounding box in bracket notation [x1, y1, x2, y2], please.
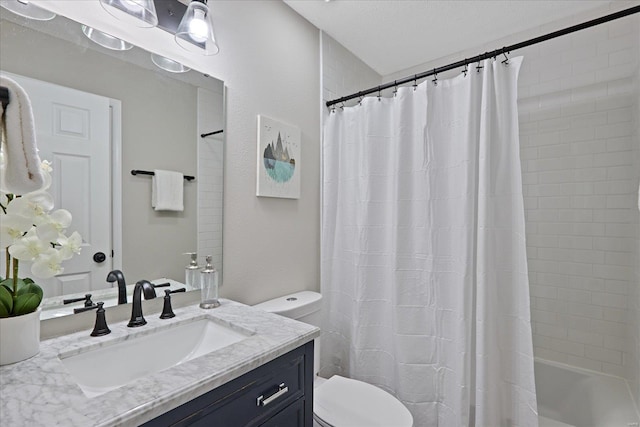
[358, 95, 364, 106]
[377, 87, 381, 101]
[476, 61, 484, 73]
[413, 75, 418, 91]
[393, 81, 398, 97]
[340, 102, 345, 110]
[432, 69, 438, 86]
[501, 49, 510, 65]
[462, 60, 468, 77]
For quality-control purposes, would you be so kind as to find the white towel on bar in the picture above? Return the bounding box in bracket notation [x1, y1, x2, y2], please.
[0, 74, 44, 194]
[151, 169, 184, 212]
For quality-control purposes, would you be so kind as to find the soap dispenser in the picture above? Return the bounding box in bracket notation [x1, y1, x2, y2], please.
[184, 252, 200, 290]
[199, 255, 220, 309]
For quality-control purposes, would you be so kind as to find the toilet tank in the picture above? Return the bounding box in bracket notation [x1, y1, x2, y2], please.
[253, 291, 322, 326]
[254, 291, 322, 376]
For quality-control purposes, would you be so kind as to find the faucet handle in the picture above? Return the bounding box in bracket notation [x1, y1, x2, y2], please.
[64, 293, 93, 307]
[159, 288, 187, 320]
[82, 302, 111, 337]
[160, 290, 176, 319]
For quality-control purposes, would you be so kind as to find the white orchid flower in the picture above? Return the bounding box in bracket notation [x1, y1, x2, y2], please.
[31, 248, 64, 278]
[58, 231, 82, 260]
[0, 213, 33, 248]
[7, 191, 54, 225]
[8, 227, 49, 261]
[36, 209, 72, 242]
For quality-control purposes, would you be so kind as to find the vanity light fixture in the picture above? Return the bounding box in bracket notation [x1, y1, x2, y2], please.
[0, 0, 56, 21]
[174, 0, 219, 56]
[82, 25, 134, 51]
[99, 0, 158, 28]
[150, 53, 191, 73]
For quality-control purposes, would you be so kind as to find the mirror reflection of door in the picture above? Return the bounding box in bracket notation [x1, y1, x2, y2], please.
[6, 72, 115, 298]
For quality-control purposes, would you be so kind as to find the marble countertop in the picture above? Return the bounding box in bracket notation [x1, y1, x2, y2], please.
[0, 300, 319, 427]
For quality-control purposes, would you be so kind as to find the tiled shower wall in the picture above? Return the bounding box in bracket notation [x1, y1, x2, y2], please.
[518, 15, 639, 385]
[197, 87, 225, 280]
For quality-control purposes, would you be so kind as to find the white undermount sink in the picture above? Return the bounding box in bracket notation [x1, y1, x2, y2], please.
[59, 317, 252, 398]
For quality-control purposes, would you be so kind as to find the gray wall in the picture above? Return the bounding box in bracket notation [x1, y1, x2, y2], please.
[0, 19, 199, 283]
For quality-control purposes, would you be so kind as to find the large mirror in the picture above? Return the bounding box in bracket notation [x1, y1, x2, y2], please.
[0, 9, 224, 319]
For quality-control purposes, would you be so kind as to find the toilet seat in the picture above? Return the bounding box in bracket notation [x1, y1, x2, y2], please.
[313, 375, 413, 427]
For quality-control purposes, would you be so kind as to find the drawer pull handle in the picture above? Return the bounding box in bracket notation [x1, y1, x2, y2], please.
[257, 383, 289, 407]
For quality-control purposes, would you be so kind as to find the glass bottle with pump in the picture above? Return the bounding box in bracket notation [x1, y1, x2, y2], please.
[184, 252, 200, 290]
[199, 255, 220, 309]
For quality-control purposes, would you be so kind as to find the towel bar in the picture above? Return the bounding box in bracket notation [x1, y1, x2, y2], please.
[131, 170, 195, 181]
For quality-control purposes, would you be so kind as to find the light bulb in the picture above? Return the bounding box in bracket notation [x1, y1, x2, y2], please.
[188, 9, 208, 43]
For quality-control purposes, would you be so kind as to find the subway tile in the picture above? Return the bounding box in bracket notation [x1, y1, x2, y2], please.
[604, 335, 628, 352]
[592, 292, 628, 309]
[593, 264, 634, 281]
[536, 322, 567, 339]
[592, 208, 633, 223]
[567, 329, 603, 347]
[593, 236, 635, 252]
[557, 288, 592, 304]
[569, 276, 605, 292]
[531, 309, 558, 325]
[571, 195, 606, 209]
[605, 251, 634, 266]
[536, 272, 567, 287]
[585, 345, 622, 364]
[602, 307, 627, 322]
[567, 302, 603, 319]
[558, 235, 593, 249]
[590, 318, 627, 337]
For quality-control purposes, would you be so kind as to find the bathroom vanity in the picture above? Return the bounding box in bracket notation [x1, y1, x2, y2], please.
[0, 300, 319, 426]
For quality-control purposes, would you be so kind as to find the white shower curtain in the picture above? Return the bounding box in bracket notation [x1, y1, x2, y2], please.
[321, 57, 537, 427]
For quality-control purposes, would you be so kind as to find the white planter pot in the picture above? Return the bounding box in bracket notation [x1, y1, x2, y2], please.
[0, 307, 41, 366]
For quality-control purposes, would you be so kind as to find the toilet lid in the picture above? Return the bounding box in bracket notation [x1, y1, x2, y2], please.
[313, 375, 413, 427]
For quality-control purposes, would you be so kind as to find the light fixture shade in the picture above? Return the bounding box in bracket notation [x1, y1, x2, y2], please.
[0, 0, 56, 21]
[82, 25, 133, 51]
[175, 0, 219, 56]
[99, 0, 158, 28]
[151, 53, 191, 73]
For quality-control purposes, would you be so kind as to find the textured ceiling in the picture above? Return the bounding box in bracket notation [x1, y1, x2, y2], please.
[284, 0, 618, 76]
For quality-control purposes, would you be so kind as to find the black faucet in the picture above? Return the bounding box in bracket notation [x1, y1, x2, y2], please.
[127, 281, 147, 328]
[106, 270, 128, 305]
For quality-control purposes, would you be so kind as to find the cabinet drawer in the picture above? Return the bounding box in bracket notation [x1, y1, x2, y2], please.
[144, 342, 313, 427]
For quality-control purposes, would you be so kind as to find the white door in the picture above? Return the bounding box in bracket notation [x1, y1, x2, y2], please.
[6, 73, 113, 298]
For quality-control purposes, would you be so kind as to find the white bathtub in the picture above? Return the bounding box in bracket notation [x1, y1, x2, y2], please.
[535, 359, 640, 427]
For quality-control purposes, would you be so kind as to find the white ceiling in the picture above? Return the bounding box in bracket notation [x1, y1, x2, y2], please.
[284, 0, 618, 76]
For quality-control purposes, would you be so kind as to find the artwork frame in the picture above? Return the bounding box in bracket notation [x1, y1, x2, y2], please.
[256, 115, 301, 199]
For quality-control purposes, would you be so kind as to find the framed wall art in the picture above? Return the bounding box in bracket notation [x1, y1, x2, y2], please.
[256, 115, 301, 199]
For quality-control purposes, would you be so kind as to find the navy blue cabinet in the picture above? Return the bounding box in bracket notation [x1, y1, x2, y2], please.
[143, 341, 314, 427]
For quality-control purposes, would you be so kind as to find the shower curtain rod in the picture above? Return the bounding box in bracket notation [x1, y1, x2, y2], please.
[326, 5, 640, 108]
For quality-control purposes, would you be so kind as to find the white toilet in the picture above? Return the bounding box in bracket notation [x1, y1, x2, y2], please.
[254, 291, 413, 427]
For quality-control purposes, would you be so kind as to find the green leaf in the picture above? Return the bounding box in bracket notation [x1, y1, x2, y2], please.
[13, 293, 41, 316]
[0, 285, 13, 315]
[22, 278, 34, 285]
[17, 282, 43, 301]
[0, 302, 9, 318]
